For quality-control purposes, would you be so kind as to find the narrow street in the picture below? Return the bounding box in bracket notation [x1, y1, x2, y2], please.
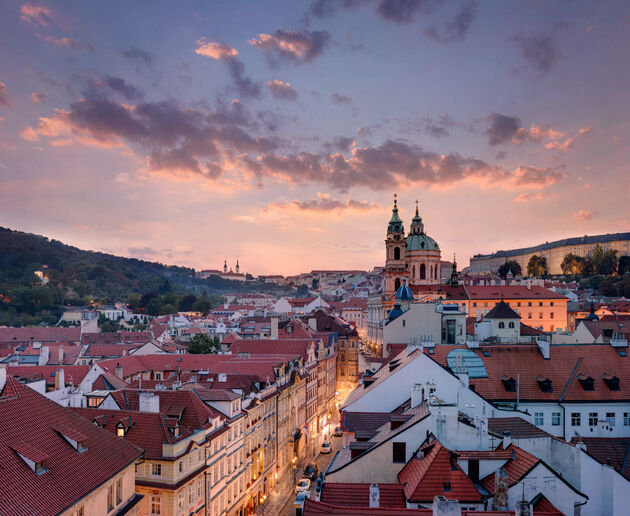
[276, 435, 343, 516]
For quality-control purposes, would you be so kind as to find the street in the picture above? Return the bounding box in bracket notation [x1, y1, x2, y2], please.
[276, 435, 344, 516]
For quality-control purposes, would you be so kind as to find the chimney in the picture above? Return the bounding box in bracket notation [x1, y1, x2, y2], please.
[139, 392, 160, 413]
[537, 339, 550, 359]
[0, 364, 6, 391]
[115, 363, 123, 379]
[502, 431, 512, 449]
[515, 500, 531, 516]
[38, 345, 49, 366]
[411, 383, 424, 408]
[492, 468, 509, 511]
[55, 368, 65, 390]
[271, 316, 279, 340]
[58, 344, 64, 365]
[369, 484, 380, 508]
[432, 496, 461, 516]
[309, 317, 317, 331]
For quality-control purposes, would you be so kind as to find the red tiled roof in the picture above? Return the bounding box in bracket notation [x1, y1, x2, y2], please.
[81, 330, 154, 345]
[83, 343, 140, 357]
[398, 438, 481, 503]
[466, 285, 567, 300]
[227, 338, 315, 361]
[480, 444, 539, 493]
[0, 377, 142, 515]
[321, 483, 406, 508]
[488, 418, 551, 439]
[532, 494, 564, 515]
[0, 327, 81, 344]
[7, 365, 90, 386]
[303, 498, 431, 515]
[91, 371, 128, 391]
[575, 437, 630, 480]
[425, 343, 630, 402]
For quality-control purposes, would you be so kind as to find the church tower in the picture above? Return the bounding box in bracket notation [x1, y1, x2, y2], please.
[384, 194, 406, 299]
[223, 259, 228, 273]
[235, 259, 240, 274]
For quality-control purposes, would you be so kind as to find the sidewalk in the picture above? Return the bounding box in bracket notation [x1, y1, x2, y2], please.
[254, 462, 305, 516]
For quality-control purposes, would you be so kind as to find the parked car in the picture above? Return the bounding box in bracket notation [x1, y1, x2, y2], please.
[295, 478, 311, 494]
[321, 441, 332, 454]
[333, 426, 342, 437]
[302, 463, 318, 481]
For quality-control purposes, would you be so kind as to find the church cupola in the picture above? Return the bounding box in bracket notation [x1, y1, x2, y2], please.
[449, 254, 459, 286]
[409, 200, 425, 235]
[387, 194, 404, 236]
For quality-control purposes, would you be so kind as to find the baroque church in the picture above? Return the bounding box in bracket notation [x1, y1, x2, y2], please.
[383, 195, 442, 299]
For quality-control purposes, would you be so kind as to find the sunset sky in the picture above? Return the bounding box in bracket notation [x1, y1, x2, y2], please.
[1, 1, 629, 275]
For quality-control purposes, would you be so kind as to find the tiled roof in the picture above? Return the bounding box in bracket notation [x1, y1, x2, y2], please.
[7, 365, 90, 386]
[575, 437, 630, 480]
[480, 444, 539, 493]
[398, 438, 482, 503]
[91, 372, 128, 391]
[341, 411, 392, 439]
[81, 331, 154, 345]
[531, 493, 564, 515]
[484, 300, 521, 320]
[303, 498, 431, 515]
[488, 418, 551, 439]
[83, 343, 140, 357]
[426, 343, 630, 402]
[320, 483, 406, 508]
[226, 339, 315, 361]
[0, 378, 142, 515]
[466, 286, 567, 300]
[581, 319, 630, 340]
[0, 327, 81, 344]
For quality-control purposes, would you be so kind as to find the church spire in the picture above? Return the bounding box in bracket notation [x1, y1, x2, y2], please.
[223, 259, 227, 273]
[387, 193, 404, 235]
[410, 199, 424, 235]
[450, 253, 459, 286]
[235, 259, 240, 274]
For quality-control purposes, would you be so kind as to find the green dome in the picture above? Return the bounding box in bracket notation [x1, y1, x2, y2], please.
[406, 233, 440, 251]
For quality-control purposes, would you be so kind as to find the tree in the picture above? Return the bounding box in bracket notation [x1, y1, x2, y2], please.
[312, 278, 319, 290]
[527, 255, 548, 277]
[157, 278, 173, 294]
[126, 292, 142, 309]
[188, 334, 220, 354]
[145, 298, 161, 316]
[178, 294, 197, 312]
[498, 261, 521, 279]
[619, 256, 630, 276]
[561, 253, 588, 276]
[192, 297, 212, 315]
[296, 284, 309, 297]
[140, 291, 158, 307]
[592, 244, 618, 276]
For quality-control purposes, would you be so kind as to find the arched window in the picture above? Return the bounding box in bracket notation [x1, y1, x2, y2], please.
[412, 265, 416, 279]
[394, 247, 400, 260]
[395, 278, 401, 291]
[435, 265, 438, 279]
[498, 322, 505, 329]
[430, 265, 433, 279]
[420, 264, 426, 280]
[508, 321, 515, 329]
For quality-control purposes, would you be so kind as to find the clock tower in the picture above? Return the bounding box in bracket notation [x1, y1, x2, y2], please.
[384, 194, 406, 298]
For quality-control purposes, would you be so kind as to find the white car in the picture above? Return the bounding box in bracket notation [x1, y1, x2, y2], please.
[321, 441, 332, 454]
[295, 478, 311, 494]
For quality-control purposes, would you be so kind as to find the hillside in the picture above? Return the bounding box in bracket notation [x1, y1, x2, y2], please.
[0, 227, 289, 326]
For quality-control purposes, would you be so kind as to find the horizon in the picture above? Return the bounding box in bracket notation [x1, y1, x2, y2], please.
[1, 1, 629, 275]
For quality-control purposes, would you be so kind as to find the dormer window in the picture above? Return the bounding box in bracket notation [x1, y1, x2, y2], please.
[502, 376, 516, 392]
[116, 423, 126, 437]
[10, 442, 49, 475]
[54, 425, 87, 453]
[603, 375, 620, 391]
[537, 376, 552, 393]
[578, 375, 594, 391]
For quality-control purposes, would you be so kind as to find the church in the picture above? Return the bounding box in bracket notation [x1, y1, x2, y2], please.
[383, 195, 442, 299]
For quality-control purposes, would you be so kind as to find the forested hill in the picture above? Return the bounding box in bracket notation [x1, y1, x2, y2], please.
[0, 226, 288, 325]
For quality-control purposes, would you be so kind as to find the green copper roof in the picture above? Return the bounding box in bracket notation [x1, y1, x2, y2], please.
[406, 233, 440, 251]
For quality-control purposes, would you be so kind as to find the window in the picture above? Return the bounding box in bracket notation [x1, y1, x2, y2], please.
[535, 412, 544, 426]
[178, 491, 184, 511]
[552, 412, 561, 426]
[589, 412, 598, 426]
[151, 463, 162, 476]
[473, 302, 477, 307]
[107, 484, 114, 512]
[394, 246, 401, 260]
[188, 485, 193, 504]
[517, 302, 521, 307]
[420, 263, 426, 280]
[607, 412, 616, 426]
[78, 508, 84, 516]
[392, 442, 406, 463]
[571, 413, 581, 426]
[498, 322, 505, 329]
[151, 496, 161, 515]
[543, 477, 556, 489]
[539, 302, 543, 307]
[528, 302, 532, 306]
[402, 319, 406, 327]
[116, 478, 122, 505]
[539, 312, 543, 319]
[179, 461, 183, 473]
[155, 373, 161, 380]
[550, 302, 554, 306]
[508, 321, 515, 328]
[624, 413, 630, 426]
[550, 312, 554, 319]
[528, 313, 532, 319]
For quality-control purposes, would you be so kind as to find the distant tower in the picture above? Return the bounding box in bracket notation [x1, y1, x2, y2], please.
[235, 259, 240, 274]
[223, 259, 228, 273]
[384, 194, 406, 299]
[450, 254, 459, 286]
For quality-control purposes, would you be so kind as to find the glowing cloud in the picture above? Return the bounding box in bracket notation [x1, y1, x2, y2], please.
[194, 39, 239, 60]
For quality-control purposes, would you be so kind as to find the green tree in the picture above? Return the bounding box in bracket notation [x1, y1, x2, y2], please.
[178, 294, 197, 312]
[592, 244, 618, 276]
[188, 334, 220, 354]
[619, 256, 630, 276]
[192, 297, 212, 314]
[159, 303, 177, 315]
[561, 253, 585, 275]
[146, 298, 161, 316]
[498, 260, 521, 279]
[126, 292, 142, 309]
[527, 255, 549, 277]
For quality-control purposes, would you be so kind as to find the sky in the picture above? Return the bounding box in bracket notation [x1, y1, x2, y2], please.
[1, 0, 629, 275]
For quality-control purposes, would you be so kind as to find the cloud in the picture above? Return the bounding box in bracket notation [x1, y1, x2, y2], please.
[32, 95, 567, 194]
[544, 126, 592, 151]
[331, 93, 352, 104]
[514, 191, 551, 203]
[248, 29, 330, 64]
[0, 83, 10, 107]
[120, 47, 153, 65]
[573, 209, 592, 221]
[376, 0, 434, 23]
[195, 39, 260, 99]
[269, 193, 380, 213]
[425, 2, 476, 43]
[267, 80, 298, 100]
[513, 32, 561, 73]
[99, 75, 144, 100]
[513, 123, 564, 144]
[195, 39, 239, 60]
[41, 36, 93, 51]
[21, 126, 39, 141]
[486, 113, 520, 146]
[20, 4, 52, 27]
[30, 92, 48, 103]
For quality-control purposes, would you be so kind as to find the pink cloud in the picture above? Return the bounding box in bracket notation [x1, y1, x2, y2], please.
[20, 4, 52, 27]
[194, 39, 238, 60]
[514, 191, 551, 203]
[573, 209, 593, 221]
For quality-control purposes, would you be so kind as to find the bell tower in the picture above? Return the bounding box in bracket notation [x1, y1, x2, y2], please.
[384, 194, 407, 299]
